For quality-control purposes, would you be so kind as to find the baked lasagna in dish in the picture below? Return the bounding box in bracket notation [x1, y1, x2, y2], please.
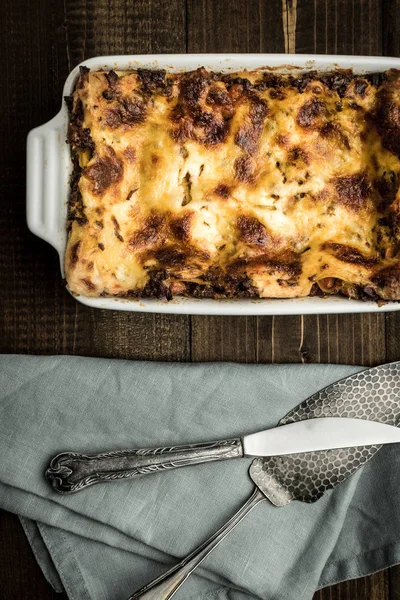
[65, 66, 400, 301]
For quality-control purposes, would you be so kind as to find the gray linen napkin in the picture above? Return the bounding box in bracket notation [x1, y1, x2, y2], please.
[1, 355, 400, 600]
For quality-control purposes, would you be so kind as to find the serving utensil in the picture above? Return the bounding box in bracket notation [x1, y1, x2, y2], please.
[46, 417, 400, 493]
[128, 464, 281, 599]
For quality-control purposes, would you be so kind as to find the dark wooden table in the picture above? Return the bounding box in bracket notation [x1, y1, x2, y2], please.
[2, 0, 400, 598]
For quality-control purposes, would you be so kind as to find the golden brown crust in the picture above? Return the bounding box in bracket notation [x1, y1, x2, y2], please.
[65, 66, 400, 301]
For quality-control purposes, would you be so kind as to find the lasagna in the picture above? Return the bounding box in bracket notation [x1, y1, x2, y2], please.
[65, 66, 400, 301]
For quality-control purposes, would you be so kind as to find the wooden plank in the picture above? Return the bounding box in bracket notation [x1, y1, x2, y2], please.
[315, 313, 386, 367]
[88, 311, 190, 361]
[188, 0, 282, 363]
[289, 2, 388, 595]
[0, 1, 189, 598]
[0, 0, 73, 358]
[0, 511, 62, 600]
[191, 316, 258, 362]
[390, 567, 400, 600]
[61, 0, 190, 362]
[187, 0, 283, 54]
[64, 0, 186, 68]
[314, 571, 389, 600]
[383, 0, 400, 57]
[0, 0, 190, 361]
[270, 316, 305, 363]
[296, 0, 382, 55]
[284, 0, 386, 373]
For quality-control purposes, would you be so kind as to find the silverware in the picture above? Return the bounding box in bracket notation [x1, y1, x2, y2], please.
[128, 362, 400, 599]
[45, 417, 400, 493]
[129, 410, 400, 600]
[128, 484, 265, 599]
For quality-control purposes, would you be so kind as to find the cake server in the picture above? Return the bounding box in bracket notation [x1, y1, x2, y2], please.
[45, 416, 400, 493]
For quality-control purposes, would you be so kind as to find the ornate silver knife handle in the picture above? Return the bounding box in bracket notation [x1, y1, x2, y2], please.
[45, 438, 243, 493]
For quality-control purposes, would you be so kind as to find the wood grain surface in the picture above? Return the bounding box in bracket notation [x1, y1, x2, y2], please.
[0, 0, 399, 598]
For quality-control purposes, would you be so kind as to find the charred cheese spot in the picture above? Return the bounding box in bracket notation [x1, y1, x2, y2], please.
[374, 172, 398, 208]
[105, 70, 119, 86]
[172, 118, 194, 144]
[206, 86, 234, 118]
[376, 75, 400, 158]
[129, 214, 166, 249]
[170, 212, 193, 242]
[288, 146, 309, 165]
[214, 184, 231, 198]
[104, 98, 147, 129]
[155, 247, 186, 267]
[322, 243, 379, 266]
[234, 155, 255, 183]
[180, 67, 210, 108]
[171, 68, 232, 146]
[69, 241, 81, 268]
[269, 89, 286, 100]
[193, 111, 230, 145]
[123, 147, 136, 162]
[236, 215, 270, 246]
[84, 148, 123, 195]
[319, 70, 353, 97]
[276, 134, 290, 147]
[372, 265, 400, 299]
[333, 173, 371, 211]
[297, 98, 325, 128]
[354, 78, 369, 98]
[81, 278, 96, 291]
[137, 69, 167, 93]
[77, 66, 89, 89]
[235, 96, 269, 154]
[320, 122, 350, 149]
[103, 70, 119, 99]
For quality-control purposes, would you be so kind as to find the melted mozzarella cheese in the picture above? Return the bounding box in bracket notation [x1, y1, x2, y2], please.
[65, 68, 400, 300]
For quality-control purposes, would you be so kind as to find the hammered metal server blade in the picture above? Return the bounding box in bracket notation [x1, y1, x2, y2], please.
[250, 361, 400, 506]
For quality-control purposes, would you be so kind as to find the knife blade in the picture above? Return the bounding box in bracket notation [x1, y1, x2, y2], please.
[242, 417, 400, 456]
[46, 416, 400, 493]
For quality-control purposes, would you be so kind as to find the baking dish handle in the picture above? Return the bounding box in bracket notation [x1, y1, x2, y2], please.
[26, 111, 68, 259]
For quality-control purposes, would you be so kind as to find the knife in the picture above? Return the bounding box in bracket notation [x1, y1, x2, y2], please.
[46, 417, 400, 493]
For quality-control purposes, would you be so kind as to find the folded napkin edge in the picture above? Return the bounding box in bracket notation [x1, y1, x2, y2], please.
[317, 541, 400, 590]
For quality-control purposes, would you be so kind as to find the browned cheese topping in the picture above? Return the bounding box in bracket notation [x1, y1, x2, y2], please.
[65, 66, 400, 301]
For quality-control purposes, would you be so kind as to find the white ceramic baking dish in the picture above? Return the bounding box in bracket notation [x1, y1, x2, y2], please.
[26, 53, 400, 315]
